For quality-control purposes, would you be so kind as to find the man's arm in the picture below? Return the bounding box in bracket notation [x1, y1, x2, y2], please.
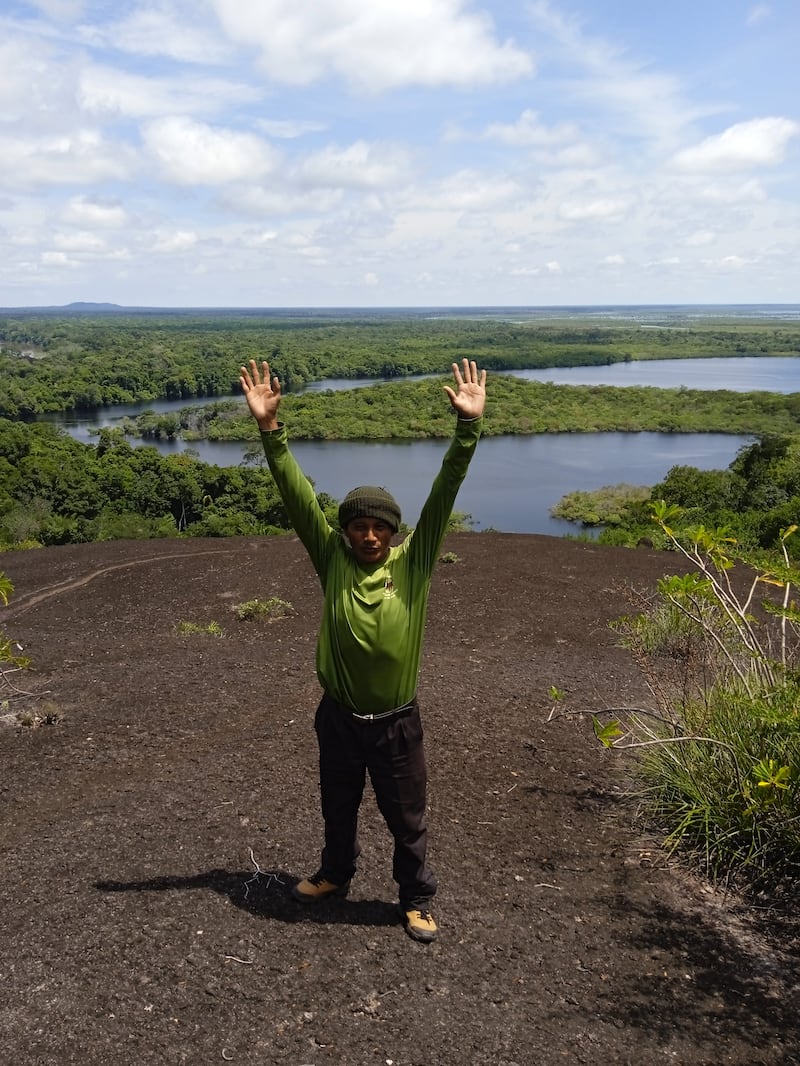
[240, 360, 334, 575]
[408, 360, 486, 574]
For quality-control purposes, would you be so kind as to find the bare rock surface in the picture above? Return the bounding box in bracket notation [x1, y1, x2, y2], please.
[1, 533, 798, 1065]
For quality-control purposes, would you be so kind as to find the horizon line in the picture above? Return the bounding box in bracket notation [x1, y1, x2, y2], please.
[3, 301, 800, 313]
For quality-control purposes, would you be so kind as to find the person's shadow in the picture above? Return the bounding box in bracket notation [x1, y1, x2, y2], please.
[94, 868, 400, 928]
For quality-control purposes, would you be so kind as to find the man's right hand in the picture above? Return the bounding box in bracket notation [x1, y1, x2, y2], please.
[240, 359, 282, 431]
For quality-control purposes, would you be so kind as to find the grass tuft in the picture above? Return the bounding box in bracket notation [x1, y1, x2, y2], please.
[231, 597, 293, 621]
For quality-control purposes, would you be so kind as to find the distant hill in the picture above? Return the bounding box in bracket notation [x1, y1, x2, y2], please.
[63, 302, 124, 311]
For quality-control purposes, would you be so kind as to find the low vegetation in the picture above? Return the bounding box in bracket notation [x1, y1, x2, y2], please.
[552, 483, 652, 527]
[231, 597, 293, 621]
[594, 507, 800, 889]
[0, 572, 58, 730]
[175, 620, 224, 636]
[554, 434, 800, 561]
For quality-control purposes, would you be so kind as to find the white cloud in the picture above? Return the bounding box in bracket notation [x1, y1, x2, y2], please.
[239, 229, 278, 247]
[699, 179, 767, 204]
[151, 230, 198, 253]
[28, 0, 87, 20]
[672, 117, 800, 172]
[142, 116, 279, 185]
[524, 1, 711, 151]
[410, 171, 521, 212]
[0, 129, 137, 189]
[41, 250, 79, 267]
[53, 231, 106, 252]
[83, 5, 232, 64]
[62, 197, 129, 228]
[558, 198, 628, 222]
[219, 184, 344, 217]
[686, 230, 716, 247]
[2, 1, 799, 306]
[704, 255, 749, 270]
[208, 0, 534, 90]
[283, 232, 328, 264]
[79, 66, 261, 120]
[647, 257, 682, 268]
[0, 36, 82, 132]
[480, 109, 579, 148]
[256, 119, 327, 140]
[293, 141, 411, 190]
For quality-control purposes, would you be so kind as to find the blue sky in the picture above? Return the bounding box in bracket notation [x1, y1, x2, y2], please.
[1, 0, 798, 308]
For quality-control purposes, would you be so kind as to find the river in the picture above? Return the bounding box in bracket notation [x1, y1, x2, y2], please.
[46, 355, 795, 534]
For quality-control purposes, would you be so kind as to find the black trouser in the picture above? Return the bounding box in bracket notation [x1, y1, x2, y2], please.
[314, 693, 437, 908]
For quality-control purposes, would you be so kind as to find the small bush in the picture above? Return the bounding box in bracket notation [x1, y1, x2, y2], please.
[231, 597, 293, 621]
[597, 507, 800, 889]
[0, 540, 43, 552]
[16, 701, 64, 729]
[438, 551, 459, 564]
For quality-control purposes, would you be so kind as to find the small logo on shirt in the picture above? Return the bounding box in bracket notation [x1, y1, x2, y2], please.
[383, 576, 397, 600]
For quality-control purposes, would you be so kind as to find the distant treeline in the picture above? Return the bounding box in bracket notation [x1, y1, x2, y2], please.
[1, 311, 799, 418]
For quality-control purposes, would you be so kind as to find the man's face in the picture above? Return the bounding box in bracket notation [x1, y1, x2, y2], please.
[345, 517, 394, 566]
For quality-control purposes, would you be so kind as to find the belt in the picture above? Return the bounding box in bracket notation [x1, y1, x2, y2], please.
[346, 697, 417, 723]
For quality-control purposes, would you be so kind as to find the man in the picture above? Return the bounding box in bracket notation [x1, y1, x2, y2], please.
[239, 358, 486, 942]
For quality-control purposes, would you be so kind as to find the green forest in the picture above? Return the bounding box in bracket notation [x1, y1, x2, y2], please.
[2, 310, 799, 417]
[1, 310, 799, 552]
[0, 418, 339, 546]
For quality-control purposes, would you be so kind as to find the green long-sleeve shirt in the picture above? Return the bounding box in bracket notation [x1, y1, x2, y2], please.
[260, 417, 482, 713]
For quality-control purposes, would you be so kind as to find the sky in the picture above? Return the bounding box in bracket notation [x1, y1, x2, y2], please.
[1, 0, 799, 309]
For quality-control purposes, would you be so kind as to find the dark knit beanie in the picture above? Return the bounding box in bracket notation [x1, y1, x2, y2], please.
[338, 486, 401, 532]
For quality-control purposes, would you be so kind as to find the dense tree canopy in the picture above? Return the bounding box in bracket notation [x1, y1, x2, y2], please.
[0, 419, 328, 546]
[2, 311, 798, 418]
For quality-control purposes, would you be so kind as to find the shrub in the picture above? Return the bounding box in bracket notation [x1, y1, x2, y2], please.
[596, 506, 800, 888]
[231, 597, 293, 621]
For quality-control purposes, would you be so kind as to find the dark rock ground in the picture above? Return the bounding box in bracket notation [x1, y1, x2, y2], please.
[1, 533, 798, 1065]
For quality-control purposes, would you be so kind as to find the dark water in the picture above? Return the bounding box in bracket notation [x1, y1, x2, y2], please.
[48, 419, 752, 535]
[288, 432, 753, 535]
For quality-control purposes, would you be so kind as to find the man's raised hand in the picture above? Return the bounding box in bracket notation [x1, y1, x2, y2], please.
[443, 359, 487, 420]
[240, 359, 282, 431]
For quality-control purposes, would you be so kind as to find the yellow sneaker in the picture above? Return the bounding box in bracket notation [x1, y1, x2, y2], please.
[401, 906, 438, 943]
[291, 871, 350, 903]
